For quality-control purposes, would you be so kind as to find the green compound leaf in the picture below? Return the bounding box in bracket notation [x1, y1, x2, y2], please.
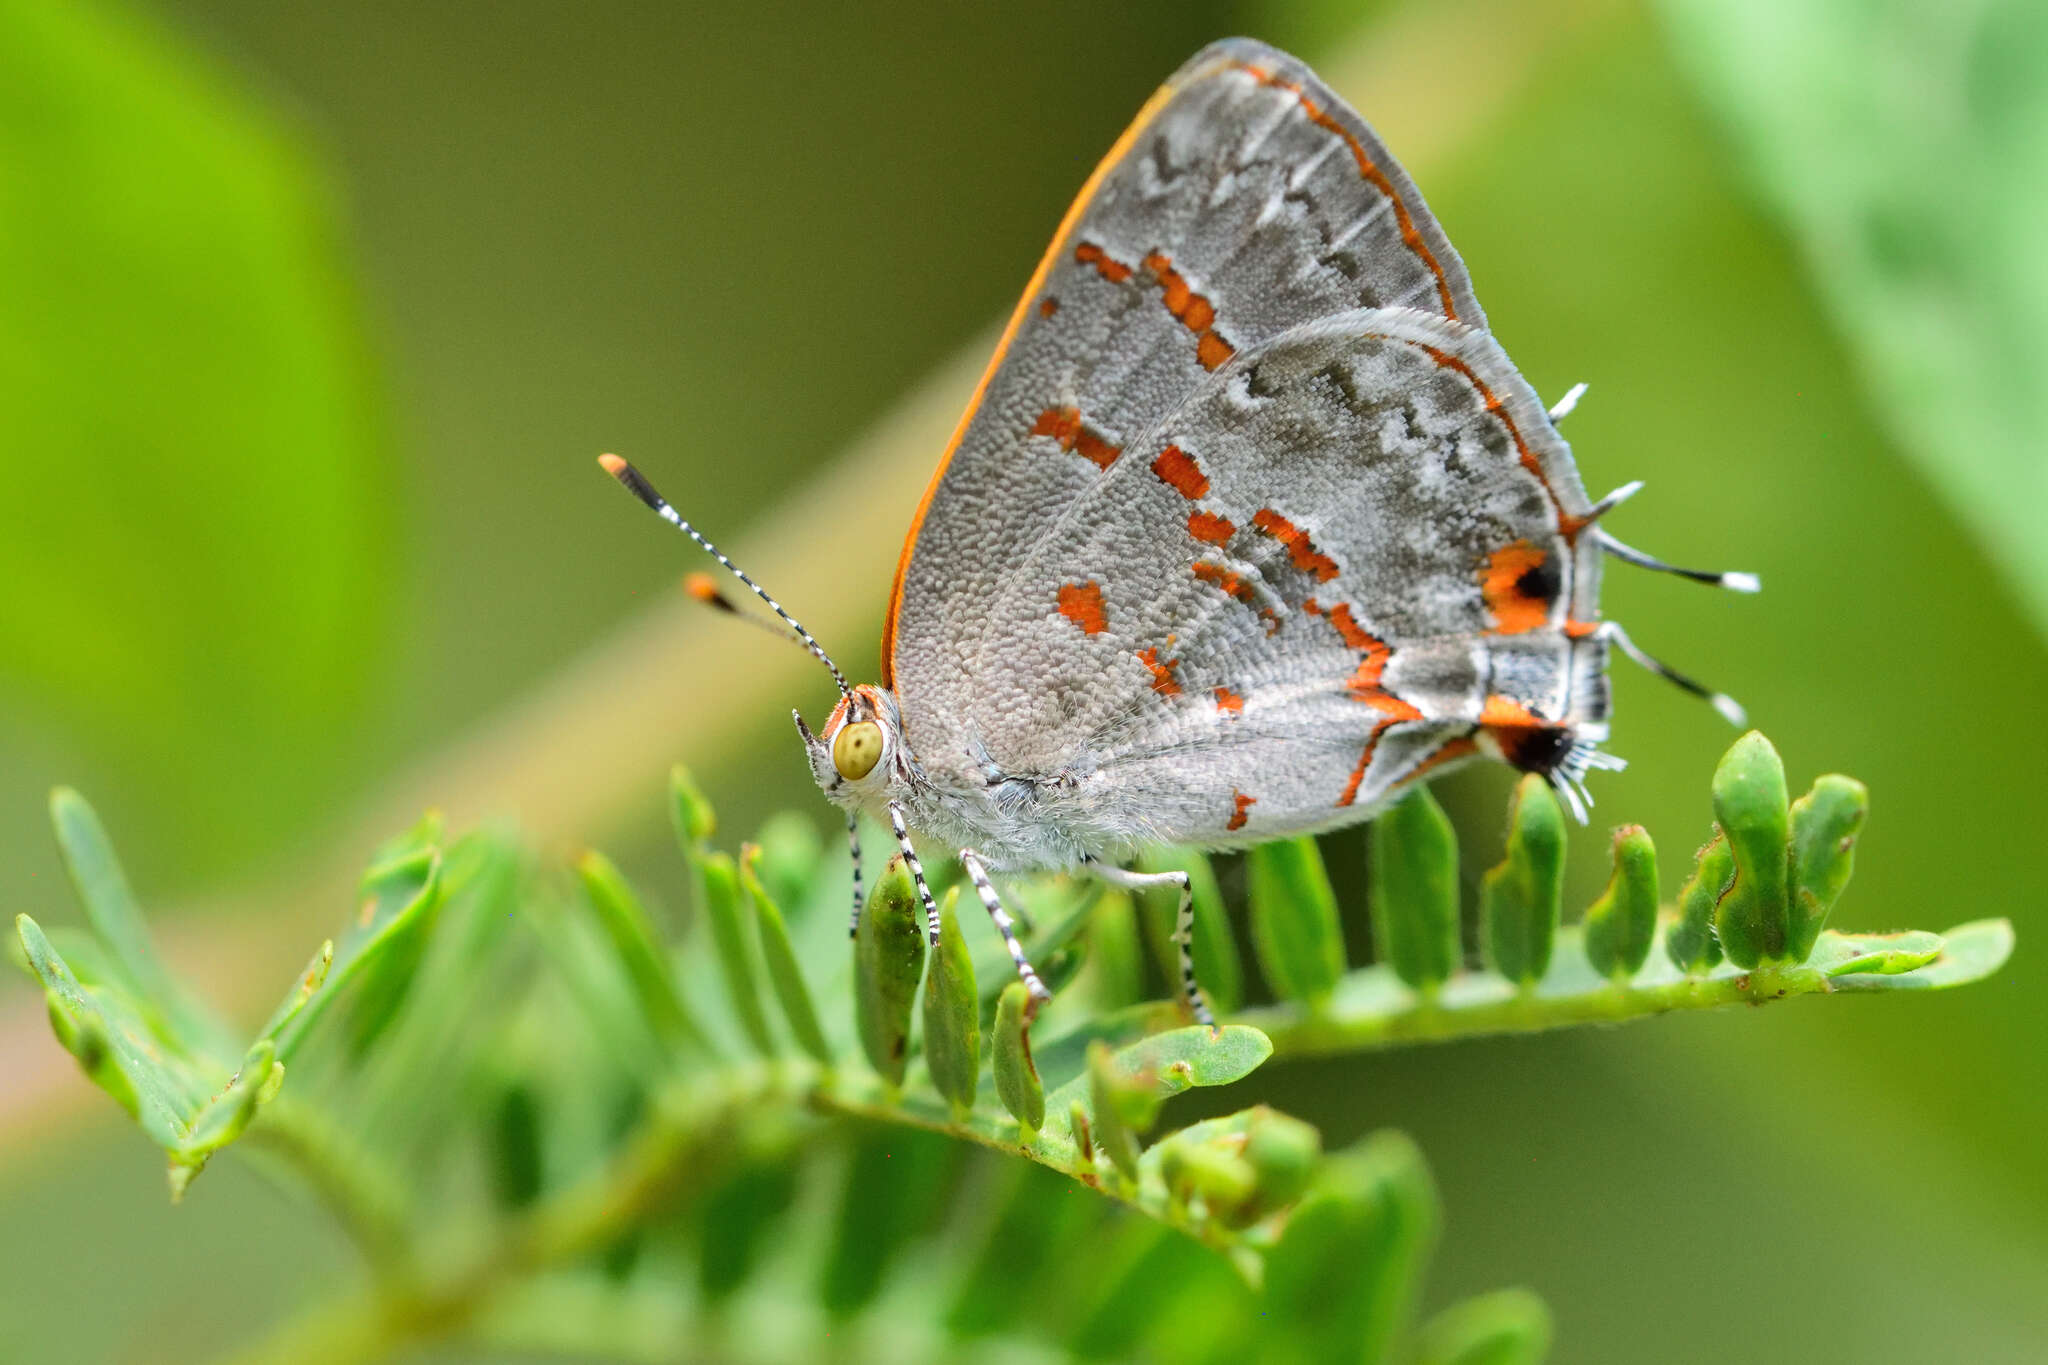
[49, 788, 230, 1057]
[1413, 1287, 1554, 1365]
[1248, 836, 1346, 1005]
[1582, 825, 1659, 982]
[1712, 731, 1793, 967]
[168, 1039, 281, 1201]
[854, 857, 925, 1088]
[1480, 775, 1566, 986]
[742, 843, 831, 1066]
[20, 914, 194, 1145]
[255, 938, 334, 1046]
[921, 888, 979, 1117]
[577, 849, 706, 1057]
[276, 813, 445, 1062]
[1369, 787, 1463, 994]
[749, 809, 821, 914]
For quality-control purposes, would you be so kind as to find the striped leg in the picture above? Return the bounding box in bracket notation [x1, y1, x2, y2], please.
[887, 802, 943, 946]
[1085, 863, 1217, 1030]
[844, 812, 864, 939]
[959, 850, 1052, 1018]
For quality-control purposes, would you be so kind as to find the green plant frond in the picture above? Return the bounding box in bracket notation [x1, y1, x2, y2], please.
[15, 730, 2012, 1364]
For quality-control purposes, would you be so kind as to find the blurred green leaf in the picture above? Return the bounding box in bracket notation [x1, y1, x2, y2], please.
[47, 787, 227, 1054]
[1656, 0, 2048, 644]
[1262, 1130, 1438, 1365]
[1248, 837, 1347, 1005]
[0, 0, 390, 881]
[18, 913, 205, 1149]
[742, 843, 831, 1066]
[1413, 1288, 1554, 1365]
[697, 850, 777, 1059]
[577, 849, 705, 1057]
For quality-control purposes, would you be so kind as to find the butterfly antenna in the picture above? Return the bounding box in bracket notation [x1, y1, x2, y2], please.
[683, 571, 819, 650]
[598, 454, 852, 700]
[1597, 621, 1746, 727]
[1595, 527, 1761, 594]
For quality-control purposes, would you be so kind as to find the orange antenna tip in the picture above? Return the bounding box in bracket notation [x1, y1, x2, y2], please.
[597, 453, 628, 477]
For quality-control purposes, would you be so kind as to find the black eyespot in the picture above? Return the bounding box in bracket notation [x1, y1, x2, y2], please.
[1502, 724, 1575, 776]
[1514, 556, 1561, 606]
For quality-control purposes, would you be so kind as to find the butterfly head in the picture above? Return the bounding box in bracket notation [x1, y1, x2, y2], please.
[796, 684, 910, 813]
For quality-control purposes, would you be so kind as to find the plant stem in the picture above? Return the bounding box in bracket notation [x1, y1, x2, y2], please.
[216, 1056, 1170, 1365]
[246, 1096, 414, 1275]
[1243, 926, 1840, 1056]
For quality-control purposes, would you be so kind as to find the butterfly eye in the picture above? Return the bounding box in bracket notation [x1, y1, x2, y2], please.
[832, 720, 884, 781]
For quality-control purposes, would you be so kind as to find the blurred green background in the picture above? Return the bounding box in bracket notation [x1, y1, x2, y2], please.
[3, 0, 2043, 1360]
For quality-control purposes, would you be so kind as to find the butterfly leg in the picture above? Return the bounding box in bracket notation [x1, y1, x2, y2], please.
[1083, 863, 1216, 1031]
[887, 802, 944, 946]
[844, 812, 864, 938]
[959, 850, 1053, 1019]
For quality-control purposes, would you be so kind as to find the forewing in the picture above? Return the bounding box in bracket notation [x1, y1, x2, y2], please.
[887, 39, 1487, 769]
[970, 307, 1600, 846]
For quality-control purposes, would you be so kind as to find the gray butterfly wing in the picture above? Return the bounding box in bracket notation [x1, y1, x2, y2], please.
[963, 306, 1603, 852]
[887, 39, 1486, 763]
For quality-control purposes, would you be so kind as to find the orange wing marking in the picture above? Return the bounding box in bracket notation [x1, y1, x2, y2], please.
[1192, 561, 1257, 606]
[1481, 541, 1551, 635]
[1031, 407, 1121, 470]
[1336, 689, 1427, 808]
[1137, 646, 1182, 696]
[1251, 508, 1340, 582]
[1214, 686, 1245, 716]
[1057, 581, 1109, 635]
[1151, 444, 1209, 499]
[1227, 789, 1256, 831]
[1234, 61, 1459, 320]
[1074, 241, 1134, 283]
[1187, 510, 1235, 545]
[1142, 252, 1236, 370]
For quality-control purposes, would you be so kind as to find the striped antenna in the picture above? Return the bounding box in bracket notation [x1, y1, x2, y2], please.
[599, 454, 852, 700]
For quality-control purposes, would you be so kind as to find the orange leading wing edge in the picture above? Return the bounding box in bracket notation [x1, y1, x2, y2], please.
[878, 67, 1201, 689]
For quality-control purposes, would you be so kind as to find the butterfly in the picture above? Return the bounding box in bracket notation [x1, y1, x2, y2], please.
[602, 38, 1753, 1027]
